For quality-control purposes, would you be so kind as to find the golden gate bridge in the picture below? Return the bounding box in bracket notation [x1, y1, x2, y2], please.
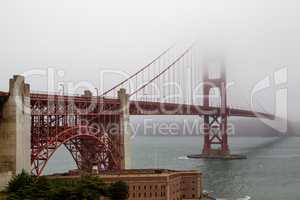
[0, 42, 274, 176]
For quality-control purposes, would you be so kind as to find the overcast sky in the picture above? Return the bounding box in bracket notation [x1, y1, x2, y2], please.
[0, 0, 299, 120]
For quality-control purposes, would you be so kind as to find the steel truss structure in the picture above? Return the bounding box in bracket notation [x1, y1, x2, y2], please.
[30, 94, 124, 176]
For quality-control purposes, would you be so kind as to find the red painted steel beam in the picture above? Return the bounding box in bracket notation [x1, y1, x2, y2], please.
[0, 91, 8, 97]
[229, 108, 275, 119]
[0, 91, 274, 119]
[30, 93, 119, 104]
[129, 100, 275, 119]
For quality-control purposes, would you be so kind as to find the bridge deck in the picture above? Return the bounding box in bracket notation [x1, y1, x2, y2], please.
[129, 100, 274, 119]
[0, 91, 274, 119]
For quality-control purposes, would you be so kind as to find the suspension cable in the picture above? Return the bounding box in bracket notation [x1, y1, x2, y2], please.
[129, 42, 196, 97]
[100, 44, 175, 97]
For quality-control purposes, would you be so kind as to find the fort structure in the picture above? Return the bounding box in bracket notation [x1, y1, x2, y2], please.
[47, 169, 205, 200]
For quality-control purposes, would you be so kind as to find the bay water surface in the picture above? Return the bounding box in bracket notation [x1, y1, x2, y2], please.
[45, 136, 300, 200]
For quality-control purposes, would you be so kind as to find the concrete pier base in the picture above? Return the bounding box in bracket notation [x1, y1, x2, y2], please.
[188, 149, 246, 160]
[0, 75, 31, 190]
[118, 88, 131, 169]
[187, 154, 247, 160]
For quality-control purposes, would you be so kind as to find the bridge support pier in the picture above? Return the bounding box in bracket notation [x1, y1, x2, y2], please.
[202, 114, 230, 156]
[188, 60, 246, 160]
[0, 75, 31, 189]
[118, 88, 131, 169]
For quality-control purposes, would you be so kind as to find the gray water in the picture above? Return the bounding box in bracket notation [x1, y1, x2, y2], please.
[45, 136, 300, 200]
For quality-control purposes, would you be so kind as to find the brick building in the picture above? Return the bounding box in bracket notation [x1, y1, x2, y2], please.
[48, 169, 204, 200]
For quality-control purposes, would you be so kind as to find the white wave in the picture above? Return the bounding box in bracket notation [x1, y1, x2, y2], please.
[237, 196, 251, 200]
[177, 156, 189, 160]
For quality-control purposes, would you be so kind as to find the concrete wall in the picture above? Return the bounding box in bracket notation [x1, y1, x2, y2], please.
[0, 75, 31, 190]
[0, 171, 12, 191]
[118, 88, 131, 169]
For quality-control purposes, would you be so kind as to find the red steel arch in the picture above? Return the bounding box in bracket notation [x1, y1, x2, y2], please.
[31, 125, 120, 176]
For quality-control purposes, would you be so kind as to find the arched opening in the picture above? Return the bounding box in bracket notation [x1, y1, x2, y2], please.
[43, 145, 77, 175]
[31, 126, 119, 176]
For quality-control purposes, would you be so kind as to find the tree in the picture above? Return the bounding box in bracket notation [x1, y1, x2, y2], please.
[49, 186, 79, 200]
[48, 175, 108, 200]
[6, 170, 35, 200]
[108, 181, 129, 200]
[6, 171, 128, 200]
[7, 170, 33, 194]
[76, 176, 108, 200]
[30, 176, 51, 199]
